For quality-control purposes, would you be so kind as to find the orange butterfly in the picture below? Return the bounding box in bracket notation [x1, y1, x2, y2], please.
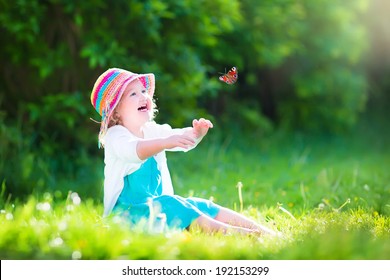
[219, 67, 238, 84]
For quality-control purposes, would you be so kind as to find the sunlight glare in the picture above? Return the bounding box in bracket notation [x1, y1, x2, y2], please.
[49, 237, 64, 247]
[70, 192, 81, 205]
[72, 250, 82, 260]
[36, 202, 51, 212]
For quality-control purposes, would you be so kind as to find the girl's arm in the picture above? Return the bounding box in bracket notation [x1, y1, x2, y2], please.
[137, 118, 213, 160]
[136, 134, 196, 160]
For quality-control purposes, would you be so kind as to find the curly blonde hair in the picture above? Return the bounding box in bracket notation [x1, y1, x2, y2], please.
[108, 110, 122, 128]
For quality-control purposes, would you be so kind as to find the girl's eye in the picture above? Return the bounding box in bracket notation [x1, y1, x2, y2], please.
[130, 92, 136, 96]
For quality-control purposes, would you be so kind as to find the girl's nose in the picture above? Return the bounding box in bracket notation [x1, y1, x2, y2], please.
[140, 89, 149, 101]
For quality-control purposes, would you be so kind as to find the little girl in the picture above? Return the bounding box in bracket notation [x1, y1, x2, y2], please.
[91, 67, 278, 236]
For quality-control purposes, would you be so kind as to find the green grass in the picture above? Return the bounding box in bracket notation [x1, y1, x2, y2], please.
[1, 129, 389, 259]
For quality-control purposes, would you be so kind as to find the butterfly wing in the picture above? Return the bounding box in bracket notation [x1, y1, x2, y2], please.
[219, 67, 238, 84]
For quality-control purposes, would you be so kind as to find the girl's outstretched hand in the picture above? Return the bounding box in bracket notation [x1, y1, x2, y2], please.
[192, 118, 213, 139]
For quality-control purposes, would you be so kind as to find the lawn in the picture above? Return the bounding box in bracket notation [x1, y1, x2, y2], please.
[0, 127, 389, 259]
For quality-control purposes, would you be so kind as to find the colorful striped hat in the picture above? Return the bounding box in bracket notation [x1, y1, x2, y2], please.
[90, 68, 155, 146]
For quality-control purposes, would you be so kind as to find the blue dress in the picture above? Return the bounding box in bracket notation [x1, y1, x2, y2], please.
[113, 157, 220, 230]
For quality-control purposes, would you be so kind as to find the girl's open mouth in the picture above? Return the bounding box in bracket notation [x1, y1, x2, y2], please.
[138, 105, 148, 112]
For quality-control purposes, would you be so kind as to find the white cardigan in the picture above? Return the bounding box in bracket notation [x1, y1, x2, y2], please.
[102, 122, 200, 217]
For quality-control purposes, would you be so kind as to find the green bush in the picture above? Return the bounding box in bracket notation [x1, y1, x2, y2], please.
[0, 93, 103, 200]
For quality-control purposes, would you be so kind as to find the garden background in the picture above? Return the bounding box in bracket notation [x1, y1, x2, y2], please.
[0, 0, 389, 259]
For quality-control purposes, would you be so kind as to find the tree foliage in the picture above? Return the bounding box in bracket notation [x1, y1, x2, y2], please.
[0, 0, 371, 128]
[223, 0, 369, 132]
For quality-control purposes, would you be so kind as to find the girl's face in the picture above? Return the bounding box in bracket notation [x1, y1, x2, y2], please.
[116, 79, 153, 133]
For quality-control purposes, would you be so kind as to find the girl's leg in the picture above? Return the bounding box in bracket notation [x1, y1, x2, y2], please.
[214, 207, 278, 236]
[189, 214, 257, 235]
